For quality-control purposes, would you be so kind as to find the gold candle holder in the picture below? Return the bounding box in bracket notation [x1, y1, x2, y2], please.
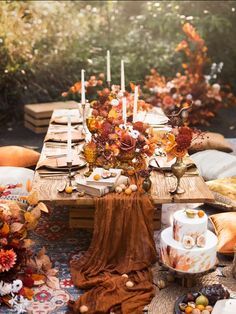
[170, 157, 187, 194]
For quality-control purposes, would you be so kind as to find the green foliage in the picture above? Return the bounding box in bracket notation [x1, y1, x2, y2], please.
[0, 1, 236, 121]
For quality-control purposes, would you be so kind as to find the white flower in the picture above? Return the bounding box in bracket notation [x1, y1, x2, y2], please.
[127, 125, 133, 132]
[212, 83, 221, 92]
[9, 295, 29, 314]
[195, 99, 202, 107]
[0, 281, 12, 296]
[111, 99, 119, 106]
[12, 279, 23, 293]
[186, 94, 192, 100]
[172, 93, 178, 100]
[129, 130, 140, 139]
[119, 124, 127, 130]
[117, 91, 124, 98]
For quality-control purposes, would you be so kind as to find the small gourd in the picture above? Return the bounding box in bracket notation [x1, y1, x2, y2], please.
[126, 280, 134, 288]
[79, 305, 88, 313]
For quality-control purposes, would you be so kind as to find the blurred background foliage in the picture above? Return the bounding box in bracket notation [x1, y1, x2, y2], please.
[0, 0, 236, 122]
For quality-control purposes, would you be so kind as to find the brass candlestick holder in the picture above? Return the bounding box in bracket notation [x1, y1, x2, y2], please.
[67, 161, 75, 187]
[170, 157, 187, 194]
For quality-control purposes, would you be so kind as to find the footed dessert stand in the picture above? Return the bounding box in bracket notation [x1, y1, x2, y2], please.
[163, 264, 217, 288]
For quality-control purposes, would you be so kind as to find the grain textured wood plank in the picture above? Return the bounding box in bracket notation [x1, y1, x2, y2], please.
[25, 101, 78, 118]
[24, 114, 50, 126]
[24, 121, 48, 134]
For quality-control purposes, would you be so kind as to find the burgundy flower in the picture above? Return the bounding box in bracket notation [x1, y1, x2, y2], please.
[120, 134, 136, 152]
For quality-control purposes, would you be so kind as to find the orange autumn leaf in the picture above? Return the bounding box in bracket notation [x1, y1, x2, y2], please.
[24, 212, 35, 223]
[31, 273, 46, 281]
[23, 287, 34, 300]
[27, 191, 39, 205]
[130, 82, 136, 92]
[22, 238, 34, 248]
[0, 223, 10, 236]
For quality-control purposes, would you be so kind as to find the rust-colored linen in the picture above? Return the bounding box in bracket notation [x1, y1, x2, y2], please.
[69, 190, 157, 314]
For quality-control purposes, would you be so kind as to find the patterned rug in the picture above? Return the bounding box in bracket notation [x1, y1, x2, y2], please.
[0, 202, 234, 313]
[0, 206, 92, 314]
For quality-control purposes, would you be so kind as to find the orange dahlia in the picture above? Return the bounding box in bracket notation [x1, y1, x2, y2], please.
[0, 249, 17, 272]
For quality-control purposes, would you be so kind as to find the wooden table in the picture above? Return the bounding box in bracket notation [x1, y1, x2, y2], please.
[32, 109, 214, 229]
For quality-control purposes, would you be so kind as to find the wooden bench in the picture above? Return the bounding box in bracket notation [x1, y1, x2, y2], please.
[24, 101, 78, 133]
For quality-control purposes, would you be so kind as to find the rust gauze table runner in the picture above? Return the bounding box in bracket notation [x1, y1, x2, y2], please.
[68, 190, 157, 314]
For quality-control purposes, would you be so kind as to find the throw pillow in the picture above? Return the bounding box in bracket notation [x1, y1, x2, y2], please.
[206, 177, 236, 211]
[190, 132, 233, 153]
[0, 167, 34, 202]
[191, 150, 236, 181]
[0, 146, 40, 168]
[209, 212, 236, 254]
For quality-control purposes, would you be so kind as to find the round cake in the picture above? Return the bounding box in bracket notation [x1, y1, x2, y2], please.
[160, 209, 217, 274]
[173, 209, 208, 242]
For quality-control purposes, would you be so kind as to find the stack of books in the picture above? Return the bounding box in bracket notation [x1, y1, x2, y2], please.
[75, 168, 129, 197]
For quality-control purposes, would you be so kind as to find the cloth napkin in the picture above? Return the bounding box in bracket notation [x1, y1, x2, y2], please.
[44, 130, 84, 143]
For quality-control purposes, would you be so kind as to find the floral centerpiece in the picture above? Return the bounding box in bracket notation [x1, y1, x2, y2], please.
[0, 191, 59, 313]
[85, 117, 156, 174]
[144, 23, 236, 126]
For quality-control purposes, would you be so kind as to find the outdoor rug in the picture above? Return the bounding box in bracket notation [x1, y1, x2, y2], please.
[0, 203, 234, 314]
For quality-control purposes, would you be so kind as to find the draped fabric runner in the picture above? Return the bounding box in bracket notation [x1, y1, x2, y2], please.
[68, 189, 157, 314]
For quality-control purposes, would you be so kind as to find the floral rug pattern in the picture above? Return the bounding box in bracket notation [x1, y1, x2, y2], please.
[0, 206, 92, 314]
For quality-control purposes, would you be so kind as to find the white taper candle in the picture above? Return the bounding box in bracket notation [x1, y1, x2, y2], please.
[81, 69, 85, 105]
[121, 60, 125, 92]
[107, 50, 111, 83]
[67, 114, 72, 163]
[133, 86, 138, 122]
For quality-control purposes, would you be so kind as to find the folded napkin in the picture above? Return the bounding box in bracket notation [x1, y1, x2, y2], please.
[44, 130, 85, 143]
[136, 108, 169, 125]
[36, 155, 85, 170]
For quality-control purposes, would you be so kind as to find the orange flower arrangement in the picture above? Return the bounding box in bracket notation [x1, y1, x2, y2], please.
[162, 126, 194, 160]
[144, 23, 236, 126]
[61, 73, 105, 102]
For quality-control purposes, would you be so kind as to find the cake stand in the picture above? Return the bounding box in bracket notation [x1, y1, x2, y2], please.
[160, 262, 217, 288]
